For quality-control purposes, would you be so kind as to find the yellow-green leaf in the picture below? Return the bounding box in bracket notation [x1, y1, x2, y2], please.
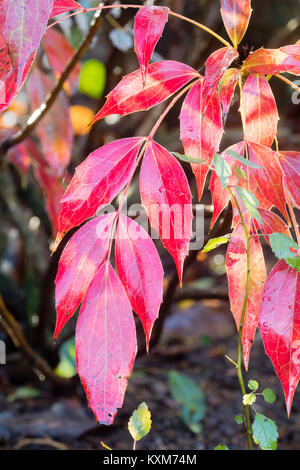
[128, 402, 151, 442]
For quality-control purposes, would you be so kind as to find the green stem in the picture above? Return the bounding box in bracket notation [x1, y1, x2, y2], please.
[227, 187, 253, 450]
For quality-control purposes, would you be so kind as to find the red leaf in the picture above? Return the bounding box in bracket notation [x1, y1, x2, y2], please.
[226, 221, 267, 369]
[140, 140, 193, 285]
[54, 214, 115, 339]
[220, 0, 252, 47]
[241, 74, 279, 147]
[201, 47, 238, 112]
[56, 137, 145, 246]
[247, 142, 288, 220]
[27, 67, 73, 176]
[93, 61, 199, 123]
[259, 260, 300, 415]
[116, 215, 163, 348]
[218, 67, 238, 118]
[180, 79, 223, 200]
[133, 5, 169, 85]
[254, 208, 290, 244]
[0, 0, 52, 112]
[76, 262, 137, 424]
[209, 141, 245, 229]
[277, 151, 300, 209]
[50, 0, 82, 18]
[242, 47, 300, 75]
[43, 28, 80, 93]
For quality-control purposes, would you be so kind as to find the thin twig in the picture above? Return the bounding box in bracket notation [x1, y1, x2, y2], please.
[0, 4, 105, 157]
[0, 293, 73, 387]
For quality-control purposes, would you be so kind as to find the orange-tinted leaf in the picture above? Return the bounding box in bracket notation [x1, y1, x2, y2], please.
[241, 74, 278, 147]
[116, 215, 163, 348]
[43, 28, 80, 93]
[259, 260, 300, 415]
[218, 67, 238, 118]
[140, 140, 193, 284]
[54, 214, 115, 339]
[226, 221, 267, 369]
[247, 142, 288, 220]
[76, 262, 137, 424]
[133, 5, 169, 85]
[242, 47, 300, 75]
[220, 0, 252, 47]
[28, 67, 73, 176]
[277, 151, 300, 209]
[201, 47, 238, 112]
[180, 79, 223, 200]
[70, 105, 94, 135]
[56, 137, 145, 245]
[93, 61, 199, 123]
[209, 141, 245, 228]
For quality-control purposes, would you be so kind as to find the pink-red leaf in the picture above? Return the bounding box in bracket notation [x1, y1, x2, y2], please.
[218, 67, 238, 118]
[247, 142, 288, 220]
[28, 67, 73, 176]
[43, 28, 80, 93]
[259, 260, 300, 415]
[201, 47, 238, 112]
[254, 208, 290, 244]
[0, 0, 52, 112]
[76, 262, 137, 424]
[116, 215, 163, 348]
[50, 0, 82, 18]
[277, 151, 300, 209]
[209, 141, 245, 228]
[180, 79, 223, 200]
[242, 47, 300, 75]
[220, 0, 252, 47]
[226, 221, 267, 369]
[93, 61, 199, 123]
[134, 5, 169, 85]
[54, 214, 115, 339]
[140, 140, 193, 285]
[241, 74, 279, 147]
[56, 137, 145, 246]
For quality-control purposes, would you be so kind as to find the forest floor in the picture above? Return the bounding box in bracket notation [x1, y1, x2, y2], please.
[0, 295, 299, 451]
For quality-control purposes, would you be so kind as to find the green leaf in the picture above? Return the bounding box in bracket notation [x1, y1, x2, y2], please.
[248, 380, 259, 391]
[7, 386, 41, 403]
[168, 371, 206, 434]
[213, 153, 232, 188]
[79, 59, 106, 99]
[243, 392, 256, 406]
[202, 234, 231, 252]
[128, 402, 152, 442]
[233, 165, 247, 181]
[214, 444, 229, 450]
[172, 152, 206, 164]
[55, 337, 76, 378]
[252, 414, 278, 450]
[236, 186, 262, 223]
[225, 149, 261, 168]
[234, 414, 243, 424]
[268, 233, 300, 272]
[262, 388, 276, 404]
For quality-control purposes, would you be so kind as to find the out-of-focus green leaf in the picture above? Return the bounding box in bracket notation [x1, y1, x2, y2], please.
[213, 153, 232, 188]
[79, 59, 106, 99]
[214, 444, 229, 450]
[262, 388, 276, 404]
[225, 149, 261, 168]
[55, 337, 76, 378]
[236, 186, 262, 223]
[248, 380, 259, 391]
[168, 371, 206, 434]
[8, 386, 41, 402]
[172, 152, 206, 164]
